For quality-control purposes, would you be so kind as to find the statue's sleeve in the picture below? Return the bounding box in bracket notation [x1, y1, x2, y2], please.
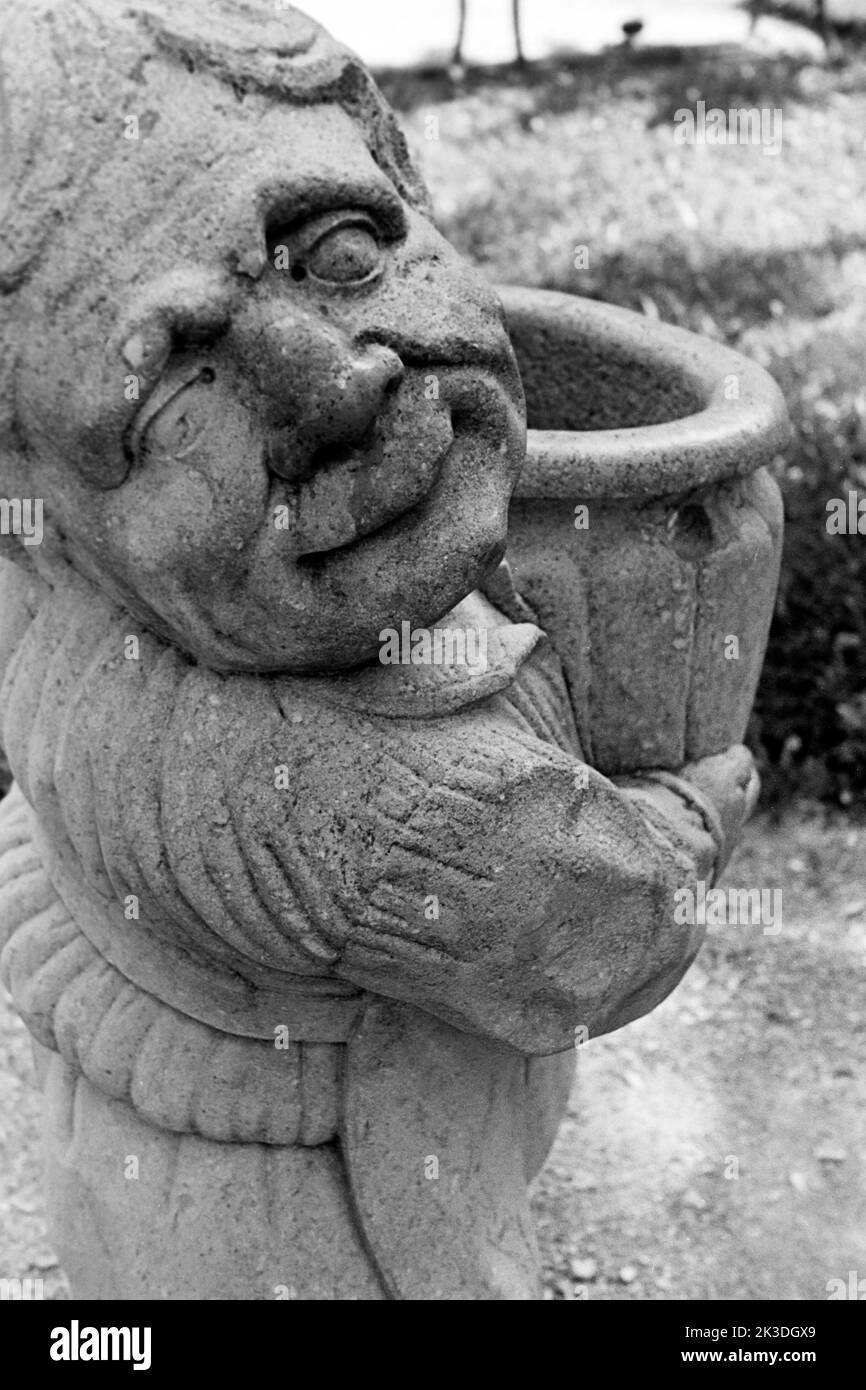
[243, 664, 722, 1056]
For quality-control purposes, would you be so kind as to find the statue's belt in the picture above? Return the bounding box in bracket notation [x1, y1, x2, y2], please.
[0, 782, 361, 1146]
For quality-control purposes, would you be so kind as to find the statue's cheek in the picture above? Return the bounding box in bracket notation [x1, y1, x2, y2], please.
[131, 373, 267, 526]
[100, 380, 269, 586]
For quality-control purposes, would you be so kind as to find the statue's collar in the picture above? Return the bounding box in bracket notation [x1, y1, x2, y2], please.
[290, 585, 546, 720]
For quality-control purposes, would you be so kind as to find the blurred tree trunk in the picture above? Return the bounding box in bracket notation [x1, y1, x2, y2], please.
[453, 1, 526, 68]
[512, 0, 525, 64]
[453, 0, 467, 64]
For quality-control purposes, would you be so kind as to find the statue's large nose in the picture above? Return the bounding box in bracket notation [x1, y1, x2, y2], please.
[262, 336, 405, 483]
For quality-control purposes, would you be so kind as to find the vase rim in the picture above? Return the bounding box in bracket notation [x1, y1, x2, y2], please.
[498, 285, 790, 500]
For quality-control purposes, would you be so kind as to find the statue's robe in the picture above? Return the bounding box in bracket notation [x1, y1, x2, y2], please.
[0, 559, 721, 1299]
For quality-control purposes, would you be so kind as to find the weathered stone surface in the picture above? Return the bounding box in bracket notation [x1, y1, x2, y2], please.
[42, 1056, 384, 1301]
[687, 470, 785, 757]
[0, 0, 786, 1300]
[342, 999, 541, 1300]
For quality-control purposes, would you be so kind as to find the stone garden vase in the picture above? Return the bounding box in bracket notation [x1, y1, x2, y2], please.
[501, 286, 789, 775]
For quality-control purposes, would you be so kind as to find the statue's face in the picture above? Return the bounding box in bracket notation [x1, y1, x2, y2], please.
[15, 90, 525, 672]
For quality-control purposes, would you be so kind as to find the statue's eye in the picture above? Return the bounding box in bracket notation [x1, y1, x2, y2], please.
[307, 221, 380, 283]
[285, 212, 385, 286]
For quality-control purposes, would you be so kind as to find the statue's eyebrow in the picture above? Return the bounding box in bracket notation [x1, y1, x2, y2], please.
[255, 172, 409, 243]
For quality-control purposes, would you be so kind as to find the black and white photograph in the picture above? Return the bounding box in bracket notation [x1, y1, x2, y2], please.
[0, 0, 863, 1351]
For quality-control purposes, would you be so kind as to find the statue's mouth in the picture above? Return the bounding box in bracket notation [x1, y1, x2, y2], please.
[294, 494, 431, 570]
[289, 417, 455, 558]
[280, 365, 520, 560]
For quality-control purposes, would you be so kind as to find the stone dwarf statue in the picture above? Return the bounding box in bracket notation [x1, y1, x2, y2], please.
[0, 0, 758, 1299]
